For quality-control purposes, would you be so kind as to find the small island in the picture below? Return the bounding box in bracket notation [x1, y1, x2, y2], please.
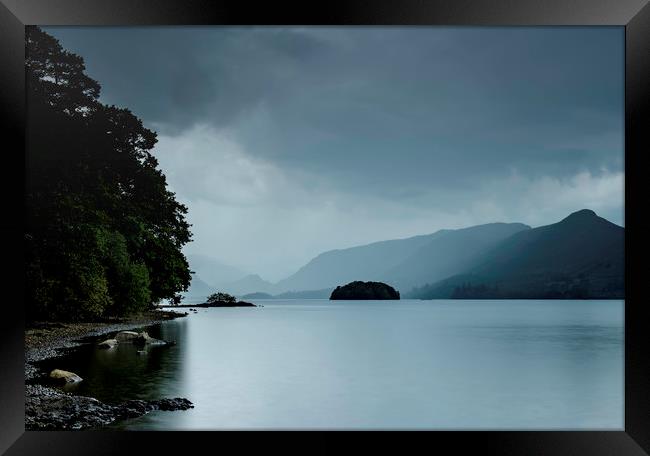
[163, 292, 256, 308]
[330, 281, 400, 300]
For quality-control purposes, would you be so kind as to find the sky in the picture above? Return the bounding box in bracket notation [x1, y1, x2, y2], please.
[46, 26, 625, 281]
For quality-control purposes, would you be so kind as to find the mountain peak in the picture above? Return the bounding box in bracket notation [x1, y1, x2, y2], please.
[562, 209, 598, 222]
[242, 274, 263, 280]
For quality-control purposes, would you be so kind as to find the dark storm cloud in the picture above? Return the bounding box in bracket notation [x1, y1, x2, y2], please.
[48, 27, 342, 134]
[47, 27, 623, 183]
[44, 27, 624, 278]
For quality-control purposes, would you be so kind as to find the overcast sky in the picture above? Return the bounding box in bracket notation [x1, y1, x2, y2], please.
[46, 27, 624, 281]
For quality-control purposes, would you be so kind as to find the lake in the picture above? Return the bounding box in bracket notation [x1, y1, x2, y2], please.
[39, 299, 624, 430]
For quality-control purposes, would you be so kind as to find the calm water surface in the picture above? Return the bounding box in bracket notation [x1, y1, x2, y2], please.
[40, 300, 623, 430]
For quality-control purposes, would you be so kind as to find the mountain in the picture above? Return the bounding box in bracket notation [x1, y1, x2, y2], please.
[274, 223, 530, 293]
[275, 232, 447, 292]
[273, 288, 333, 299]
[186, 275, 213, 295]
[381, 222, 530, 291]
[409, 209, 624, 299]
[181, 274, 215, 303]
[221, 274, 276, 296]
[185, 254, 247, 287]
[240, 292, 274, 299]
[241, 288, 334, 299]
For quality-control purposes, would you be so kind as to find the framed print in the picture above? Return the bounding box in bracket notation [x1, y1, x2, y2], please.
[1, 0, 648, 454]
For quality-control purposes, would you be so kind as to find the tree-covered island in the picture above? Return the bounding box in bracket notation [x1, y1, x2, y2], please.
[330, 281, 400, 300]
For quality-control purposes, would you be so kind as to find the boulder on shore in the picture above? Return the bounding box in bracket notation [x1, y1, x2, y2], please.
[49, 369, 83, 384]
[137, 331, 167, 346]
[98, 339, 118, 349]
[115, 331, 140, 342]
[115, 330, 168, 346]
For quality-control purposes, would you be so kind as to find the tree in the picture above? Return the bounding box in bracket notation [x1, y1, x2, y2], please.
[206, 292, 237, 304]
[169, 295, 184, 306]
[25, 27, 192, 321]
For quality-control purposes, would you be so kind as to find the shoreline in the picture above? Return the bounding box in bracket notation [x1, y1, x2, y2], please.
[158, 300, 256, 308]
[25, 309, 193, 430]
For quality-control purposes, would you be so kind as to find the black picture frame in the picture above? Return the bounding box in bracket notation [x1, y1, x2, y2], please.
[1, 0, 648, 454]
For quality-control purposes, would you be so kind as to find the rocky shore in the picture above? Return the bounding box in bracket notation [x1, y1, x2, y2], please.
[25, 310, 194, 430]
[26, 384, 193, 430]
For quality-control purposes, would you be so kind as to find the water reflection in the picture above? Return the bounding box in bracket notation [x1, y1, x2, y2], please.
[36, 320, 189, 404]
[34, 300, 623, 430]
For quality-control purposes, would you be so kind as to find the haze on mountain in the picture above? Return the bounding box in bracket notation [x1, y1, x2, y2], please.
[217, 274, 275, 296]
[183, 254, 280, 298]
[184, 275, 214, 299]
[379, 223, 531, 291]
[274, 222, 530, 294]
[241, 289, 333, 300]
[185, 222, 531, 298]
[184, 209, 623, 300]
[186, 254, 247, 288]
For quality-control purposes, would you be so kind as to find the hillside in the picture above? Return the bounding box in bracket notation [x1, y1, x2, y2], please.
[184, 275, 213, 297]
[221, 274, 276, 296]
[274, 223, 529, 293]
[274, 232, 447, 292]
[409, 210, 624, 299]
[381, 222, 530, 291]
[185, 254, 247, 287]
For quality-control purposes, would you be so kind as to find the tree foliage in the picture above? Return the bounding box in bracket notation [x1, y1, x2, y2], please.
[329, 281, 400, 300]
[206, 292, 237, 304]
[26, 27, 192, 321]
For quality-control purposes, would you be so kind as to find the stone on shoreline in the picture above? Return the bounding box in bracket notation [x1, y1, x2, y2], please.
[49, 369, 83, 384]
[138, 331, 167, 345]
[115, 331, 140, 342]
[98, 339, 118, 349]
[115, 330, 169, 346]
[25, 311, 190, 429]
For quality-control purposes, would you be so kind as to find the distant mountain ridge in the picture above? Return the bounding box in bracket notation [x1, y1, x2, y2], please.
[184, 273, 276, 300]
[380, 222, 530, 291]
[274, 231, 446, 292]
[185, 254, 248, 287]
[220, 274, 276, 296]
[274, 222, 531, 294]
[408, 209, 624, 299]
[185, 209, 623, 300]
[241, 288, 334, 300]
[187, 275, 213, 294]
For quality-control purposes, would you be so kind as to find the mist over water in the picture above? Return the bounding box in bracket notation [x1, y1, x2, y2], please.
[42, 300, 623, 430]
